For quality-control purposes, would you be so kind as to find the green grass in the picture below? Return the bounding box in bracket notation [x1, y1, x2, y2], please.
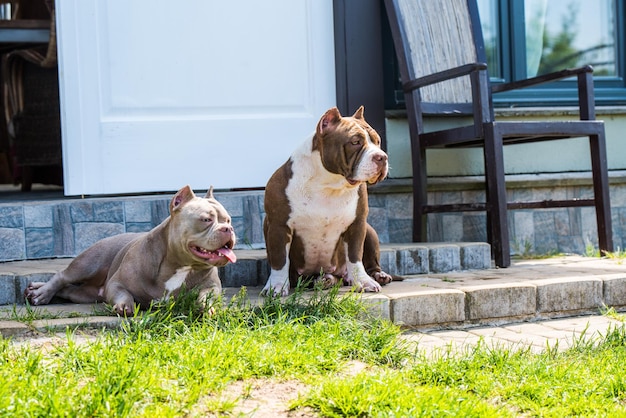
[2, 287, 626, 417]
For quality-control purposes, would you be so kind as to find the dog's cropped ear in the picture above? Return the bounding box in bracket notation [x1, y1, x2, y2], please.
[317, 107, 342, 135]
[204, 186, 215, 199]
[170, 185, 196, 212]
[352, 106, 364, 120]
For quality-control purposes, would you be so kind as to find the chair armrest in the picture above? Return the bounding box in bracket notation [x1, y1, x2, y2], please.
[402, 63, 488, 92]
[491, 65, 593, 93]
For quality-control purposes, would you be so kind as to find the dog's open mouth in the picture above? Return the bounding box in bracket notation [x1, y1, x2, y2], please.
[189, 243, 237, 264]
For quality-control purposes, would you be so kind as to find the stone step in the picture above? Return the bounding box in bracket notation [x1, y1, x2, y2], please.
[0, 242, 491, 306]
[1, 251, 624, 331]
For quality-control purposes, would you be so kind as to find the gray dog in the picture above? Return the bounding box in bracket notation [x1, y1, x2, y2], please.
[24, 185, 236, 315]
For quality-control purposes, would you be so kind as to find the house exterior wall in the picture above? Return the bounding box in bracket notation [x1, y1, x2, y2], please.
[1, 174, 625, 263]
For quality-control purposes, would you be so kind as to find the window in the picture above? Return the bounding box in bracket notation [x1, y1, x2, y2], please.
[383, 0, 626, 108]
[482, 0, 626, 106]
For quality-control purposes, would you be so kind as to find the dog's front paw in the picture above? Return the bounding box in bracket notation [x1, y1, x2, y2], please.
[352, 276, 382, 293]
[261, 271, 290, 297]
[24, 282, 53, 305]
[113, 302, 135, 317]
[347, 262, 382, 293]
[372, 270, 393, 286]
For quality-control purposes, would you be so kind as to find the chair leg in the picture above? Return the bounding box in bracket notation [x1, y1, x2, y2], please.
[20, 166, 33, 192]
[483, 124, 511, 267]
[412, 142, 428, 242]
[589, 131, 614, 254]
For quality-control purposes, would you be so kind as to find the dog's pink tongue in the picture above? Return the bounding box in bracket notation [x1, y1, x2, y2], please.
[218, 247, 237, 263]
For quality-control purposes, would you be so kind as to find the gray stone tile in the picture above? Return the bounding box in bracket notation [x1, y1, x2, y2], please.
[396, 247, 428, 275]
[379, 250, 398, 276]
[124, 200, 152, 223]
[242, 196, 264, 245]
[73, 223, 125, 254]
[126, 223, 153, 233]
[24, 205, 53, 228]
[25, 228, 54, 259]
[0, 206, 23, 228]
[386, 193, 412, 219]
[462, 214, 486, 242]
[459, 243, 491, 269]
[603, 276, 626, 308]
[535, 277, 603, 313]
[221, 259, 261, 287]
[442, 214, 463, 241]
[0, 228, 25, 261]
[429, 244, 460, 273]
[214, 193, 245, 217]
[388, 218, 411, 243]
[71, 202, 94, 222]
[464, 284, 535, 320]
[391, 289, 465, 326]
[94, 201, 124, 223]
[368, 206, 389, 243]
[53, 205, 74, 256]
[0, 275, 16, 305]
[150, 200, 169, 227]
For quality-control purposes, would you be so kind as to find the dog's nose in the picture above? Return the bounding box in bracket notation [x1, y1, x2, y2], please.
[373, 152, 388, 167]
[218, 225, 233, 234]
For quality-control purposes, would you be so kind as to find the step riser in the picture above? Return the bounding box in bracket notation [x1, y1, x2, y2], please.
[0, 243, 491, 306]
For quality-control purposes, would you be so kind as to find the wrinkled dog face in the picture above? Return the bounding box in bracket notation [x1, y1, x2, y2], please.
[313, 106, 388, 186]
[169, 186, 237, 267]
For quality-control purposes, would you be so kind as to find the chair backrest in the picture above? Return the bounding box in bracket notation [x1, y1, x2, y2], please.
[385, 0, 487, 112]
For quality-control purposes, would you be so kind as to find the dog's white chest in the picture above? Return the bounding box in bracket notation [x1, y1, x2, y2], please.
[286, 167, 359, 271]
[163, 266, 192, 297]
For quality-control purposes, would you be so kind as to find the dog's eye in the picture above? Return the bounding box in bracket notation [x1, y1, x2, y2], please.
[201, 217, 213, 223]
[351, 137, 362, 146]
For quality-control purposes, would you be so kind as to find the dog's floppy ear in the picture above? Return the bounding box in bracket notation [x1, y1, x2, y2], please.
[317, 107, 342, 135]
[170, 185, 196, 212]
[352, 106, 364, 120]
[204, 186, 215, 199]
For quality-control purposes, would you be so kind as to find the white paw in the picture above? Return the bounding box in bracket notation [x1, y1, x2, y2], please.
[261, 270, 290, 297]
[347, 261, 382, 293]
[353, 276, 382, 293]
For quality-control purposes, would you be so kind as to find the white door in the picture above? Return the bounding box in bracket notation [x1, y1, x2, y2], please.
[55, 0, 336, 195]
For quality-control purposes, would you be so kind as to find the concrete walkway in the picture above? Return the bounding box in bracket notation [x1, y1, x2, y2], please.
[0, 255, 625, 353]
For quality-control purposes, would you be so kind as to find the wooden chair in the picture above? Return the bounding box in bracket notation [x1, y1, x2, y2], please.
[383, 0, 613, 267]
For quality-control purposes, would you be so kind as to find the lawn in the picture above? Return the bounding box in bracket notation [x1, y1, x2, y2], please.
[1, 286, 626, 417]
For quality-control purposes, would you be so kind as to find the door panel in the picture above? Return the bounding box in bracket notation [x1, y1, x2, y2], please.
[56, 0, 336, 195]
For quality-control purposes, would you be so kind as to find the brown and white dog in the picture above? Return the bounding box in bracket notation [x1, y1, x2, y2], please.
[262, 106, 392, 296]
[24, 185, 236, 316]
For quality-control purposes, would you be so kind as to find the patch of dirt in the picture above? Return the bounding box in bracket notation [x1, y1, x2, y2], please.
[193, 378, 318, 417]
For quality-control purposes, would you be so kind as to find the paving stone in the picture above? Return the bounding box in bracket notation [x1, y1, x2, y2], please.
[603, 275, 626, 308]
[428, 244, 461, 273]
[468, 326, 557, 349]
[459, 243, 491, 270]
[221, 258, 262, 287]
[535, 277, 603, 314]
[379, 249, 398, 276]
[391, 289, 465, 326]
[464, 283, 535, 320]
[32, 316, 122, 332]
[0, 275, 15, 305]
[0, 320, 29, 337]
[361, 294, 390, 320]
[394, 246, 428, 275]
